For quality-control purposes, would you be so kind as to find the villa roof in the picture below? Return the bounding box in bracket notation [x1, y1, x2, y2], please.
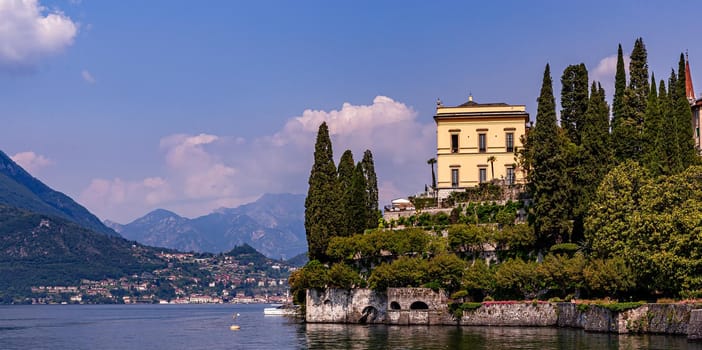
[455, 100, 511, 108]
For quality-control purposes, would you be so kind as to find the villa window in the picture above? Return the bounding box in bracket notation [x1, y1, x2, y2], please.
[451, 134, 459, 153]
[478, 133, 486, 153]
[451, 169, 459, 188]
[506, 167, 515, 185]
[506, 133, 514, 152]
[479, 168, 487, 183]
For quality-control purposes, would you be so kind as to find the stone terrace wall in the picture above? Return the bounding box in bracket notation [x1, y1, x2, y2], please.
[386, 288, 450, 325]
[305, 288, 702, 339]
[460, 302, 557, 326]
[306, 288, 387, 324]
[557, 302, 692, 334]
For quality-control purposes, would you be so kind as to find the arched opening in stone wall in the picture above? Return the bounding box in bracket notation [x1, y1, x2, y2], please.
[410, 301, 429, 310]
[324, 300, 331, 306]
[390, 301, 401, 310]
[359, 306, 378, 324]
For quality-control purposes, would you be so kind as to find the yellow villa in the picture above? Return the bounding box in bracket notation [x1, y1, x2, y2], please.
[433, 96, 530, 200]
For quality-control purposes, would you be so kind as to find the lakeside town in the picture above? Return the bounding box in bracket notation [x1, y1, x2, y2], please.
[27, 251, 296, 305]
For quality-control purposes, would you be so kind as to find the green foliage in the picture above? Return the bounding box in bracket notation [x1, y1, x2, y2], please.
[449, 301, 482, 319]
[368, 256, 428, 290]
[409, 196, 436, 211]
[540, 252, 586, 298]
[226, 244, 269, 266]
[659, 77, 683, 175]
[495, 209, 516, 227]
[586, 162, 702, 297]
[326, 228, 431, 266]
[585, 161, 649, 260]
[642, 76, 665, 176]
[289, 260, 329, 304]
[578, 82, 612, 241]
[600, 301, 645, 312]
[305, 122, 341, 263]
[425, 253, 467, 293]
[582, 258, 635, 298]
[493, 224, 536, 258]
[0, 205, 166, 294]
[337, 150, 356, 238]
[560, 63, 589, 145]
[447, 224, 491, 259]
[462, 259, 494, 300]
[549, 243, 579, 256]
[361, 150, 381, 230]
[446, 183, 504, 205]
[674, 53, 698, 170]
[494, 258, 545, 300]
[529, 64, 571, 247]
[327, 263, 362, 289]
[347, 163, 368, 236]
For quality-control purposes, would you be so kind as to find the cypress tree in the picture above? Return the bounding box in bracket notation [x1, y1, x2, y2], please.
[642, 75, 663, 176]
[674, 53, 698, 169]
[337, 150, 356, 237]
[662, 74, 683, 174]
[529, 64, 571, 247]
[581, 82, 612, 206]
[613, 38, 649, 162]
[361, 150, 380, 229]
[628, 38, 650, 114]
[348, 162, 368, 235]
[611, 44, 627, 159]
[304, 122, 341, 263]
[560, 63, 589, 144]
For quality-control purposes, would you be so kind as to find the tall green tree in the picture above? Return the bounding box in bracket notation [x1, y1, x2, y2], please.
[663, 72, 683, 174]
[560, 63, 589, 144]
[654, 77, 681, 175]
[674, 53, 698, 169]
[642, 75, 664, 176]
[528, 64, 571, 247]
[304, 122, 341, 263]
[613, 38, 649, 162]
[611, 44, 628, 160]
[579, 82, 612, 229]
[337, 150, 356, 237]
[361, 150, 381, 229]
[347, 162, 368, 236]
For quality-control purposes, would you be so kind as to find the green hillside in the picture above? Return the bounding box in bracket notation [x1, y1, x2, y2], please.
[0, 151, 118, 237]
[0, 205, 166, 300]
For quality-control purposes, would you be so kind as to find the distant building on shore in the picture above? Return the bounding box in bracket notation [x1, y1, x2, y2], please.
[433, 95, 529, 200]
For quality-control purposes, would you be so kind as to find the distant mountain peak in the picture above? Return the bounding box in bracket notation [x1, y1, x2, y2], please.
[116, 192, 306, 259]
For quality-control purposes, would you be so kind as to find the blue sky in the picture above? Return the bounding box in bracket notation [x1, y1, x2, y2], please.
[3, 0, 701, 223]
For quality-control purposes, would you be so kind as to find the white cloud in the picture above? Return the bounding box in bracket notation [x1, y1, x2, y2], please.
[81, 96, 435, 222]
[79, 177, 175, 222]
[0, 0, 78, 69]
[592, 54, 630, 83]
[11, 151, 53, 173]
[81, 69, 95, 83]
[591, 53, 631, 102]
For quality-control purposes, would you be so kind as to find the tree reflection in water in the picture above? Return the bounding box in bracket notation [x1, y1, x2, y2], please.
[302, 323, 702, 350]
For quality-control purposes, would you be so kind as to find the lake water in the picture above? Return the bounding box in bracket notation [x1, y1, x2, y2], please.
[1, 304, 701, 349]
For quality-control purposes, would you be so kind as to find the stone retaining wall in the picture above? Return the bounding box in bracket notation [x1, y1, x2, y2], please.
[306, 288, 702, 340]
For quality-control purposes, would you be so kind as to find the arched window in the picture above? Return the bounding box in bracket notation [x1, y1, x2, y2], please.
[410, 301, 429, 310]
[390, 301, 401, 310]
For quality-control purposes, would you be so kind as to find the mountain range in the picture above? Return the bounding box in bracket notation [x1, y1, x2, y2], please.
[106, 193, 307, 260]
[0, 151, 118, 237]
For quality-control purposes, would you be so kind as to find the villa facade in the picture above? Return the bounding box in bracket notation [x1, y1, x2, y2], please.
[433, 96, 529, 199]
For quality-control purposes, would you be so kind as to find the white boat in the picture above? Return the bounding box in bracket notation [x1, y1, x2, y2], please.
[263, 304, 298, 316]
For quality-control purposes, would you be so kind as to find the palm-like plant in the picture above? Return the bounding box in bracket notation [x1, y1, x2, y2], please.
[427, 158, 437, 189]
[487, 156, 496, 180]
